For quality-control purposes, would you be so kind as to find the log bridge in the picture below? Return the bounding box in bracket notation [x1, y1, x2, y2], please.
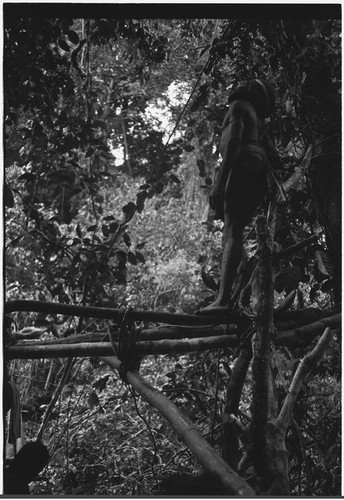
[4, 299, 341, 496]
[5, 299, 341, 359]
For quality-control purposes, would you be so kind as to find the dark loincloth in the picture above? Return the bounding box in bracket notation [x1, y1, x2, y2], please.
[213, 143, 267, 222]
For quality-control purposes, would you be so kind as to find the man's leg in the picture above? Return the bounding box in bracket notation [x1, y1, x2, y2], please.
[217, 221, 243, 306]
[198, 151, 266, 314]
[199, 218, 243, 314]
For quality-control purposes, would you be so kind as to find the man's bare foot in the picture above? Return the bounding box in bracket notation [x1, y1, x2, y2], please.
[196, 302, 231, 315]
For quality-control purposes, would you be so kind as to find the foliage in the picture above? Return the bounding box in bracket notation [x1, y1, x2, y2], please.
[272, 339, 341, 495]
[16, 354, 217, 495]
[4, 17, 188, 308]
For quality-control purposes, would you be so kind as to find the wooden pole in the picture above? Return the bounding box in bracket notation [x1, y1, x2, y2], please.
[7, 335, 240, 359]
[6, 300, 339, 327]
[100, 356, 255, 496]
[5, 300, 231, 326]
[7, 313, 340, 359]
[249, 216, 293, 495]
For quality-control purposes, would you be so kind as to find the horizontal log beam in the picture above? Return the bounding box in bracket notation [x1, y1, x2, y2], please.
[5, 300, 233, 326]
[5, 300, 340, 329]
[14, 325, 236, 345]
[277, 313, 341, 347]
[6, 335, 240, 359]
[6, 312, 341, 359]
[12, 303, 340, 346]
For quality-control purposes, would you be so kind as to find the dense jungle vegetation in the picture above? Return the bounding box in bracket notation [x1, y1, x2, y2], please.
[4, 6, 341, 496]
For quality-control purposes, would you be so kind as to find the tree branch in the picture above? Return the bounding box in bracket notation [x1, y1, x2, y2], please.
[282, 145, 313, 194]
[36, 358, 74, 441]
[276, 313, 340, 347]
[274, 289, 296, 316]
[275, 234, 318, 260]
[277, 327, 332, 431]
[222, 343, 252, 468]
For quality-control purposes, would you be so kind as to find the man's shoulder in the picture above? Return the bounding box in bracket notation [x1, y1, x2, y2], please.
[222, 99, 256, 128]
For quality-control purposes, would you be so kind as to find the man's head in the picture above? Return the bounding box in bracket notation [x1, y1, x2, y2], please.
[228, 79, 275, 118]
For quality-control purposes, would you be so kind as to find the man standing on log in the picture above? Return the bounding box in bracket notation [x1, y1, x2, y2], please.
[199, 79, 276, 314]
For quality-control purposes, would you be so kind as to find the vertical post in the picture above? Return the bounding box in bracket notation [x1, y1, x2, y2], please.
[248, 216, 290, 494]
[222, 342, 252, 469]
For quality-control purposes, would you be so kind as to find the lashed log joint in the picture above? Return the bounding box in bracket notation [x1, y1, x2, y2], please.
[5, 300, 341, 359]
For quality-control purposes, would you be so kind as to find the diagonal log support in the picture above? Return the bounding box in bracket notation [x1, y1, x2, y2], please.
[100, 355, 255, 496]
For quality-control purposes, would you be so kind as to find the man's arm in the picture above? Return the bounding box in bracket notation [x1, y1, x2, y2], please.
[216, 116, 244, 184]
[261, 137, 282, 170]
[209, 115, 244, 213]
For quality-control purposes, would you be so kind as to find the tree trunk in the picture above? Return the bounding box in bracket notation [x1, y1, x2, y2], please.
[248, 216, 290, 494]
[222, 343, 252, 469]
[308, 135, 341, 302]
